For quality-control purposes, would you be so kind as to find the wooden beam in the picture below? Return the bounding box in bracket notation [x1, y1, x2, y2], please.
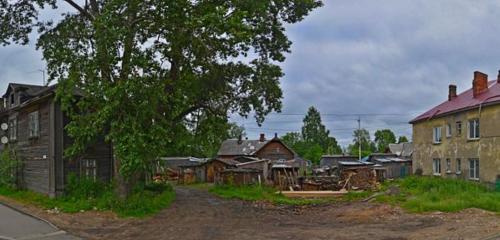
[278, 190, 348, 198]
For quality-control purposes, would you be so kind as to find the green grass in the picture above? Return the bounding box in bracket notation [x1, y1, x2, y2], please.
[0, 180, 175, 218]
[209, 184, 364, 205]
[376, 176, 500, 213]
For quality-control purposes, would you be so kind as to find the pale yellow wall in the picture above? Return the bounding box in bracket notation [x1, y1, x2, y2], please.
[412, 104, 500, 183]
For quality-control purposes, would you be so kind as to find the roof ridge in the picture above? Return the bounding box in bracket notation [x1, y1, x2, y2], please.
[411, 79, 500, 123]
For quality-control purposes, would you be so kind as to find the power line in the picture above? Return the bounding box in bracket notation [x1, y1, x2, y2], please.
[268, 112, 420, 116]
[244, 126, 412, 133]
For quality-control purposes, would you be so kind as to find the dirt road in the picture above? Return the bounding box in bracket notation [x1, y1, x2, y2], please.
[5, 186, 500, 240]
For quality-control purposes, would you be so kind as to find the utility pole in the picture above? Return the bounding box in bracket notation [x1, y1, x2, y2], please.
[357, 116, 361, 161]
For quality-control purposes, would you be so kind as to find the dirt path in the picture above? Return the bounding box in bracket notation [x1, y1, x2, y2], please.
[4, 187, 500, 240]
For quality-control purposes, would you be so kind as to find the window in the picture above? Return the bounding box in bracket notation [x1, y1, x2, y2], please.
[446, 159, 451, 173]
[469, 159, 479, 180]
[468, 119, 480, 139]
[456, 121, 462, 136]
[8, 118, 17, 141]
[446, 124, 452, 137]
[456, 159, 461, 173]
[433, 158, 441, 175]
[28, 111, 39, 138]
[433, 127, 442, 143]
[81, 159, 97, 180]
[9, 94, 15, 106]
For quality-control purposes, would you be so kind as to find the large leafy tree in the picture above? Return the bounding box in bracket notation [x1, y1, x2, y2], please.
[348, 128, 375, 157]
[374, 129, 396, 153]
[398, 136, 409, 143]
[173, 114, 245, 158]
[301, 106, 341, 154]
[281, 132, 302, 148]
[0, 0, 322, 196]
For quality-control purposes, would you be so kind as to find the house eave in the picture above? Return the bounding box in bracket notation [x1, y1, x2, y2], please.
[409, 100, 500, 125]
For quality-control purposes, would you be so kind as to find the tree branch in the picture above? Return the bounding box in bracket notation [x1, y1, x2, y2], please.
[64, 0, 94, 20]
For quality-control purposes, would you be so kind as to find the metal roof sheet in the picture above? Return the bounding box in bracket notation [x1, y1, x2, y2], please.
[411, 80, 500, 123]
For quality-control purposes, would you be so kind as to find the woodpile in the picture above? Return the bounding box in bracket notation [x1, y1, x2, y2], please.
[300, 168, 378, 191]
[302, 176, 342, 190]
[339, 168, 377, 190]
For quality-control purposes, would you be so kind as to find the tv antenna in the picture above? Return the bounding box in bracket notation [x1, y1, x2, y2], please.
[26, 69, 46, 86]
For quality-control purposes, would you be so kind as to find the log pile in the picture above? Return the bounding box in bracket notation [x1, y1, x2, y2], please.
[339, 168, 377, 190]
[301, 176, 342, 191]
[301, 168, 378, 191]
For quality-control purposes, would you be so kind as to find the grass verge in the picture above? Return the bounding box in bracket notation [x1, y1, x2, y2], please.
[0, 178, 175, 218]
[376, 176, 500, 213]
[208, 184, 372, 205]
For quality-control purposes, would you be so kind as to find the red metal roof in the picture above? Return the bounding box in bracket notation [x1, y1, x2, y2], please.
[410, 80, 500, 123]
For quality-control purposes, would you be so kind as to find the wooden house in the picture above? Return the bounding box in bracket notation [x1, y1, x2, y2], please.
[0, 83, 113, 197]
[217, 133, 295, 161]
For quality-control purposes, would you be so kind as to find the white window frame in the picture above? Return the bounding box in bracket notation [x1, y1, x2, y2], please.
[28, 111, 39, 139]
[433, 127, 442, 144]
[456, 158, 461, 174]
[445, 158, 451, 173]
[469, 159, 479, 180]
[468, 119, 480, 140]
[81, 159, 97, 181]
[433, 158, 441, 175]
[8, 117, 17, 141]
[446, 124, 452, 138]
[456, 121, 462, 136]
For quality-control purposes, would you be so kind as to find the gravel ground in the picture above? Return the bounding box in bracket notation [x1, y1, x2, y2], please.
[2, 186, 499, 240]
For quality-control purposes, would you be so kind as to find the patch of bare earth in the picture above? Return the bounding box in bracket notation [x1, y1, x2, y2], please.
[2, 188, 499, 240]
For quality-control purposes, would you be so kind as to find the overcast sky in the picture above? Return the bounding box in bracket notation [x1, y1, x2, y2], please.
[2, 1, 500, 148]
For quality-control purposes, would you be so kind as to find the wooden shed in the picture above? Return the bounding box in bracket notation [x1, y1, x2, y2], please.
[219, 168, 263, 185]
[367, 154, 412, 180]
[204, 158, 239, 183]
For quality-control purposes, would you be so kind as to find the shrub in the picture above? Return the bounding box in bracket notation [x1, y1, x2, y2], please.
[0, 147, 21, 188]
[64, 174, 109, 199]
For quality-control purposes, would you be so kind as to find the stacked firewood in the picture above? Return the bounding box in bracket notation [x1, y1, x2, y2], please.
[339, 168, 377, 190]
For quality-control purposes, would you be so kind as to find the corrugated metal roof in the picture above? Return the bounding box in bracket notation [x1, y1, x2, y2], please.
[338, 161, 374, 166]
[388, 143, 413, 157]
[411, 80, 500, 123]
[217, 139, 270, 156]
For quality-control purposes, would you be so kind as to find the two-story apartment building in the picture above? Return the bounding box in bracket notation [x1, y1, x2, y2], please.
[410, 71, 500, 184]
[0, 83, 113, 196]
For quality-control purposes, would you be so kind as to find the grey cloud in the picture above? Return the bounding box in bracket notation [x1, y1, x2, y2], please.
[2, 1, 500, 148]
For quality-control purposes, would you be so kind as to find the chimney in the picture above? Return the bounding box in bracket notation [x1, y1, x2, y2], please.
[274, 132, 278, 139]
[473, 71, 488, 98]
[497, 70, 500, 83]
[259, 133, 265, 142]
[448, 85, 457, 101]
[237, 135, 242, 144]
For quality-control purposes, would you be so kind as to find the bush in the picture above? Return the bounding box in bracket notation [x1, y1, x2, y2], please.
[65, 174, 109, 199]
[0, 147, 21, 188]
